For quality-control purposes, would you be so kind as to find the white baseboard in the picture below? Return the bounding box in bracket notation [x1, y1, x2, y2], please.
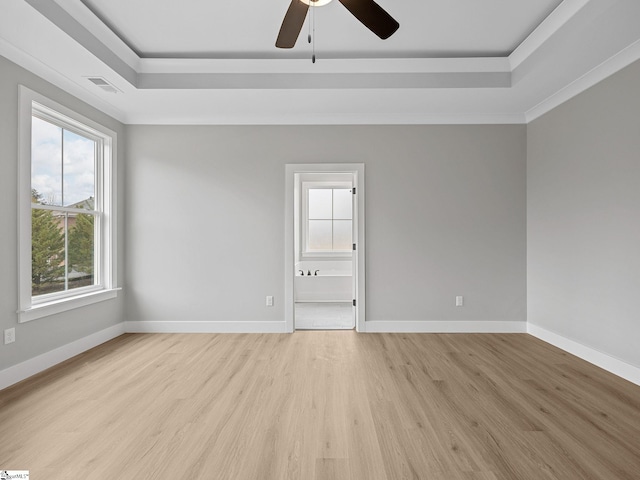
[527, 323, 640, 387]
[5, 320, 636, 392]
[363, 320, 527, 333]
[124, 321, 288, 334]
[0, 323, 125, 391]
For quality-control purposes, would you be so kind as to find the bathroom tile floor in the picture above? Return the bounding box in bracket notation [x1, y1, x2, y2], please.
[294, 302, 354, 330]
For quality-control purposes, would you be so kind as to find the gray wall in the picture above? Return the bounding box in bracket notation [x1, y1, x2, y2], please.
[125, 125, 527, 324]
[0, 55, 125, 370]
[4, 46, 639, 377]
[528, 59, 640, 367]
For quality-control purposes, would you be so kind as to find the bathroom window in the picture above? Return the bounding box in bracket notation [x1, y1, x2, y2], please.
[18, 86, 118, 322]
[303, 184, 352, 254]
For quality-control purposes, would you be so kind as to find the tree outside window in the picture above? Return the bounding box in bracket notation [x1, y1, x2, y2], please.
[30, 115, 98, 296]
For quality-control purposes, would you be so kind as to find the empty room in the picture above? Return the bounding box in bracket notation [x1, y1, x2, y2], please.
[1, 0, 640, 478]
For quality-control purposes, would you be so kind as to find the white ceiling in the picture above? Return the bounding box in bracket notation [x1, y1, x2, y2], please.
[1, 0, 640, 124]
[78, 0, 562, 58]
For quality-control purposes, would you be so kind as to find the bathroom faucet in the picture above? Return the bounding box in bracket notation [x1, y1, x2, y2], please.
[307, 270, 311, 276]
[298, 270, 304, 276]
[314, 270, 319, 276]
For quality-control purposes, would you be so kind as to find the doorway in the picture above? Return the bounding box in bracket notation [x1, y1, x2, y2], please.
[284, 164, 365, 332]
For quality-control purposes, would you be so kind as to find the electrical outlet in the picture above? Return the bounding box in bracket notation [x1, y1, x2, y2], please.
[4, 327, 16, 344]
[455, 296, 464, 307]
[266, 296, 274, 307]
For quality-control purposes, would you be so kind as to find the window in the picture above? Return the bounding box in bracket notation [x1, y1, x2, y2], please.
[303, 183, 352, 254]
[18, 86, 118, 322]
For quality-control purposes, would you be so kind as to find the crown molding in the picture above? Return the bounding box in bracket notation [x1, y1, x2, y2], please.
[509, 0, 589, 70]
[24, 0, 137, 85]
[122, 111, 526, 126]
[137, 56, 511, 75]
[0, 36, 127, 123]
[52, 0, 140, 69]
[525, 37, 640, 122]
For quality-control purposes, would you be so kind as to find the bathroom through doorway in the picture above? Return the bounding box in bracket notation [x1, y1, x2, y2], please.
[284, 164, 365, 332]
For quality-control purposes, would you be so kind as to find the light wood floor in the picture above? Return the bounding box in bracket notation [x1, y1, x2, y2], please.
[1, 332, 639, 479]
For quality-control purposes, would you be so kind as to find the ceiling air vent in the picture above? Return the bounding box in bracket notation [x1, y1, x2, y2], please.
[86, 76, 120, 94]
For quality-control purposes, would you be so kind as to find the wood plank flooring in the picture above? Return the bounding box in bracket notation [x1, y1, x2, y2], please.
[1, 332, 639, 479]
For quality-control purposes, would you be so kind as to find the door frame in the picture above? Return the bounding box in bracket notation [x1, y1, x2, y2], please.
[285, 163, 365, 333]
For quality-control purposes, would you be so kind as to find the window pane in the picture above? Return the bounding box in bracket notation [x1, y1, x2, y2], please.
[32, 208, 65, 295]
[333, 188, 352, 219]
[31, 116, 62, 206]
[63, 130, 96, 208]
[68, 213, 96, 289]
[32, 209, 96, 296]
[308, 189, 332, 219]
[308, 220, 333, 250]
[333, 220, 352, 251]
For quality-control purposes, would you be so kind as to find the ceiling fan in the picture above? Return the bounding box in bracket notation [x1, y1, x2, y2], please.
[276, 0, 399, 49]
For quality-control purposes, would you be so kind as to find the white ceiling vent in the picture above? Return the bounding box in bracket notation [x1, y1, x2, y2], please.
[86, 76, 120, 94]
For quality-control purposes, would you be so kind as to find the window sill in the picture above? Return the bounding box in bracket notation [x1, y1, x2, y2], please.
[18, 288, 121, 323]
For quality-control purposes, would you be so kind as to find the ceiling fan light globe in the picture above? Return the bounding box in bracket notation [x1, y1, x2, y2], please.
[300, 0, 333, 6]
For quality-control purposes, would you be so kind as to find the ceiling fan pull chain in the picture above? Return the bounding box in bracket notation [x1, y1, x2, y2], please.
[312, 2, 316, 63]
[308, 3, 312, 44]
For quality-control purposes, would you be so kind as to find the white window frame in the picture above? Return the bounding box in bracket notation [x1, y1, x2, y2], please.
[301, 181, 353, 258]
[17, 86, 119, 323]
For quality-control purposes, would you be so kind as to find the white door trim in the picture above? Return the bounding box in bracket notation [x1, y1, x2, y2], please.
[285, 163, 365, 332]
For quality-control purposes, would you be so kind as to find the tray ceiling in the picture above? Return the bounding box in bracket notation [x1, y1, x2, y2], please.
[1, 0, 640, 124]
[78, 0, 562, 59]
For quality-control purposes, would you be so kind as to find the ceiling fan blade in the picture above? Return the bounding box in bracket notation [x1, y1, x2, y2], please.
[276, 0, 310, 48]
[338, 0, 399, 39]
